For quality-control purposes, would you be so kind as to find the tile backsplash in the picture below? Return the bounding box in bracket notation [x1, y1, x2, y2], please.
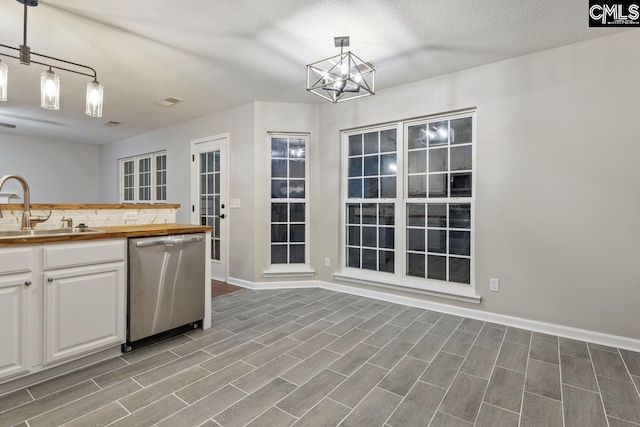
[0, 208, 177, 230]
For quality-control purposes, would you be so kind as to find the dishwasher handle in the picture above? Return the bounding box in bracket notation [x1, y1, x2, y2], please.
[135, 235, 204, 248]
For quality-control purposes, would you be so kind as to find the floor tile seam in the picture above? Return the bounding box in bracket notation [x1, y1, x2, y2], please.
[559, 349, 591, 360]
[118, 355, 131, 365]
[439, 348, 471, 360]
[617, 347, 640, 399]
[587, 344, 614, 427]
[517, 331, 534, 427]
[561, 382, 602, 396]
[528, 354, 560, 366]
[503, 339, 530, 349]
[593, 372, 634, 384]
[495, 361, 526, 375]
[608, 415, 640, 426]
[171, 392, 190, 407]
[588, 345, 619, 354]
[54, 395, 131, 427]
[532, 333, 560, 342]
[473, 324, 510, 426]
[252, 315, 306, 334]
[436, 408, 474, 425]
[133, 353, 218, 388]
[482, 400, 521, 416]
[415, 378, 448, 391]
[231, 357, 300, 393]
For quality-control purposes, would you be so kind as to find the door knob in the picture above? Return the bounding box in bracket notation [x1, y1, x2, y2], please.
[221, 204, 225, 209]
[220, 214, 226, 219]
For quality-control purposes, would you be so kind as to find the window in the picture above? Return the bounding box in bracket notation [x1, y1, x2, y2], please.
[119, 152, 167, 203]
[342, 111, 475, 295]
[269, 134, 309, 266]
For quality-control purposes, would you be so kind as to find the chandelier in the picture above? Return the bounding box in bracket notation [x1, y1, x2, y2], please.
[0, 0, 104, 117]
[306, 36, 375, 103]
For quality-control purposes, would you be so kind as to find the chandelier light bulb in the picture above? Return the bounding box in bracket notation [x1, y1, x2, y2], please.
[0, 60, 7, 102]
[40, 69, 60, 110]
[85, 80, 104, 117]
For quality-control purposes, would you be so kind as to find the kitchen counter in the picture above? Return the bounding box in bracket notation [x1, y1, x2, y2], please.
[0, 223, 211, 245]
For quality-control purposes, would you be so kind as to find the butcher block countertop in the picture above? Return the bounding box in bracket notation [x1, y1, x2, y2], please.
[0, 223, 211, 246]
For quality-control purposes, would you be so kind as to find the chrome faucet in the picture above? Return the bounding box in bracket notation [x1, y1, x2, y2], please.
[0, 174, 50, 230]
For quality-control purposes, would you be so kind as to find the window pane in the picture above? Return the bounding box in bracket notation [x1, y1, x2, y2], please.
[450, 173, 472, 198]
[362, 203, 377, 224]
[407, 253, 425, 277]
[364, 132, 378, 154]
[379, 203, 395, 225]
[348, 226, 360, 246]
[214, 152, 220, 172]
[407, 228, 425, 251]
[271, 160, 287, 178]
[380, 129, 396, 153]
[348, 247, 360, 268]
[200, 153, 207, 173]
[290, 224, 305, 242]
[380, 154, 397, 175]
[271, 203, 288, 222]
[271, 224, 288, 242]
[364, 156, 379, 176]
[289, 180, 305, 198]
[348, 179, 362, 198]
[428, 121, 449, 146]
[362, 249, 377, 271]
[379, 250, 394, 273]
[379, 227, 394, 249]
[349, 157, 362, 177]
[214, 217, 220, 238]
[408, 150, 426, 174]
[407, 204, 425, 227]
[347, 204, 361, 224]
[427, 229, 446, 253]
[449, 257, 471, 284]
[290, 244, 305, 263]
[427, 255, 447, 280]
[408, 175, 427, 198]
[427, 204, 447, 227]
[207, 174, 214, 193]
[428, 174, 447, 198]
[271, 139, 287, 157]
[449, 231, 471, 256]
[290, 203, 305, 222]
[449, 204, 471, 229]
[380, 177, 396, 198]
[349, 135, 362, 156]
[408, 125, 427, 149]
[271, 180, 288, 198]
[450, 145, 472, 171]
[214, 173, 220, 194]
[363, 177, 378, 198]
[289, 160, 305, 179]
[271, 245, 287, 263]
[450, 117, 472, 144]
[429, 148, 448, 172]
[362, 226, 377, 248]
[289, 140, 305, 158]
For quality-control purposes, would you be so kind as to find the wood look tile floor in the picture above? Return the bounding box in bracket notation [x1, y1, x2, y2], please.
[2, 288, 640, 427]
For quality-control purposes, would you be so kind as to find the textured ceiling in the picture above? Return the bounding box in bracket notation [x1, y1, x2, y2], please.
[0, 0, 625, 145]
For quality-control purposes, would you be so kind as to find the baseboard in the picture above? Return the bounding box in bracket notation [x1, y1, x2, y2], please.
[224, 277, 640, 352]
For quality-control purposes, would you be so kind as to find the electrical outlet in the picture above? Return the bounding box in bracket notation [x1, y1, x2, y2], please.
[124, 211, 138, 221]
[490, 278, 500, 292]
[325, 257, 331, 267]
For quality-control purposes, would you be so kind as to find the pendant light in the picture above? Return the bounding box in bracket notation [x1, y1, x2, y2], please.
[0, 60, 7, 102]
[85, 80, 104, 117]
[40, 68, 60, 110]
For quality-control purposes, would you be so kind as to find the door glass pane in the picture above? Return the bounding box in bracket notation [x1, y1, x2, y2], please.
[289, 160, 305, 178]
[271, 138, 287, 157]
[271, 159, 287, 178]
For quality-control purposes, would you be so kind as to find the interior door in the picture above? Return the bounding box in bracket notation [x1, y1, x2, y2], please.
[191, 135, 228, 281]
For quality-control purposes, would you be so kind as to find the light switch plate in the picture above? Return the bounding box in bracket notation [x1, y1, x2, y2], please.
[490, 278, 499, 292]
[230, 199, 241, 209]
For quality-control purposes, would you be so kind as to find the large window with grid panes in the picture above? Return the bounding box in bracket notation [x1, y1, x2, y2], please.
[120, 151, 167, 203]
[343, 111, 475, 293]
[269, 134, 309, 266]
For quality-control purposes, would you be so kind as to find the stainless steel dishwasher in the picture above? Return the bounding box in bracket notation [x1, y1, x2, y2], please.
[127, 233, 205, 345]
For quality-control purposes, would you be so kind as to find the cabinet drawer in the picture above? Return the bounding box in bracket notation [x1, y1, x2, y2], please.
[43, 240, 125, 270]
[0, 246, 38, 276]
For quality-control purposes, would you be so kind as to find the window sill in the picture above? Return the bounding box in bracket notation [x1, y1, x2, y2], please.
[263, 267, 316, 278]
[333, 271, 481, 304]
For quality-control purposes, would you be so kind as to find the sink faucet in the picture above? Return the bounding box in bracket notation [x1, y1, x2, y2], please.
[0, 174, 50, 230]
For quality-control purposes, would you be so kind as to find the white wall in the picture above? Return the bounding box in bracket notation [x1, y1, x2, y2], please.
[0, 134, 99, 202]
[315, 30, 640, 340]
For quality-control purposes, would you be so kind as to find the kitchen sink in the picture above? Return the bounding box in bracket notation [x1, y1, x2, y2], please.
[0, 228, 106, 239]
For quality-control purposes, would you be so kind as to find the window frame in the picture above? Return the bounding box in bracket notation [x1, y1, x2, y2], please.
[119, 151, 167, 204]
[338, 110, 478, 301]
[264, 132, 313, 277]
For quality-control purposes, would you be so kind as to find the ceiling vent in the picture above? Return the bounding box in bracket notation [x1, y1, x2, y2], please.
[101, 120, 122, 127]
[0, 122, 17, 129]
[155, 97, 183, 107]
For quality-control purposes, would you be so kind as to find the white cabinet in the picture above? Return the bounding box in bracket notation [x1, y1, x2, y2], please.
[0, 246, 39, 382]
[42, 240, 126, 366]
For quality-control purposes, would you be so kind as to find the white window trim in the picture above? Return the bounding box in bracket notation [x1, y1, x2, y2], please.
[338, 110, 479, 303]
[119, 151, 167, 203]
[263, 132, 314, 277]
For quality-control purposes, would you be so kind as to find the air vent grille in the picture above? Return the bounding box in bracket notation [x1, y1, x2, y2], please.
[0, 123, 17, 129]
[155, 97, 183, 107]
[101, 120, 122, 127]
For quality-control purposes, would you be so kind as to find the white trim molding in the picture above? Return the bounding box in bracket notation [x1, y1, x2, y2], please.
[224, 276, 640, 353]
[262, 268, 316, 278]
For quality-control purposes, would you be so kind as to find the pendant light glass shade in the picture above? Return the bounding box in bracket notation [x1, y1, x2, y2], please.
[85, 80, 103, 117]
[0, 61, 7, 102]
[40, 69, 60, 110]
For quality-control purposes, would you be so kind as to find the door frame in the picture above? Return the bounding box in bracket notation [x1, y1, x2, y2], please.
[190, 133, 230, 282]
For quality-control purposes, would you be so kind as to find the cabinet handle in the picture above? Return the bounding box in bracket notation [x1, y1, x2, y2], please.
[47, 277, 54, 283]
[24, 280, 31, 286]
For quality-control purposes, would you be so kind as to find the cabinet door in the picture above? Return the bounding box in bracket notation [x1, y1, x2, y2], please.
[44, 263, 125, 366]
[0, 277, 30, 380]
